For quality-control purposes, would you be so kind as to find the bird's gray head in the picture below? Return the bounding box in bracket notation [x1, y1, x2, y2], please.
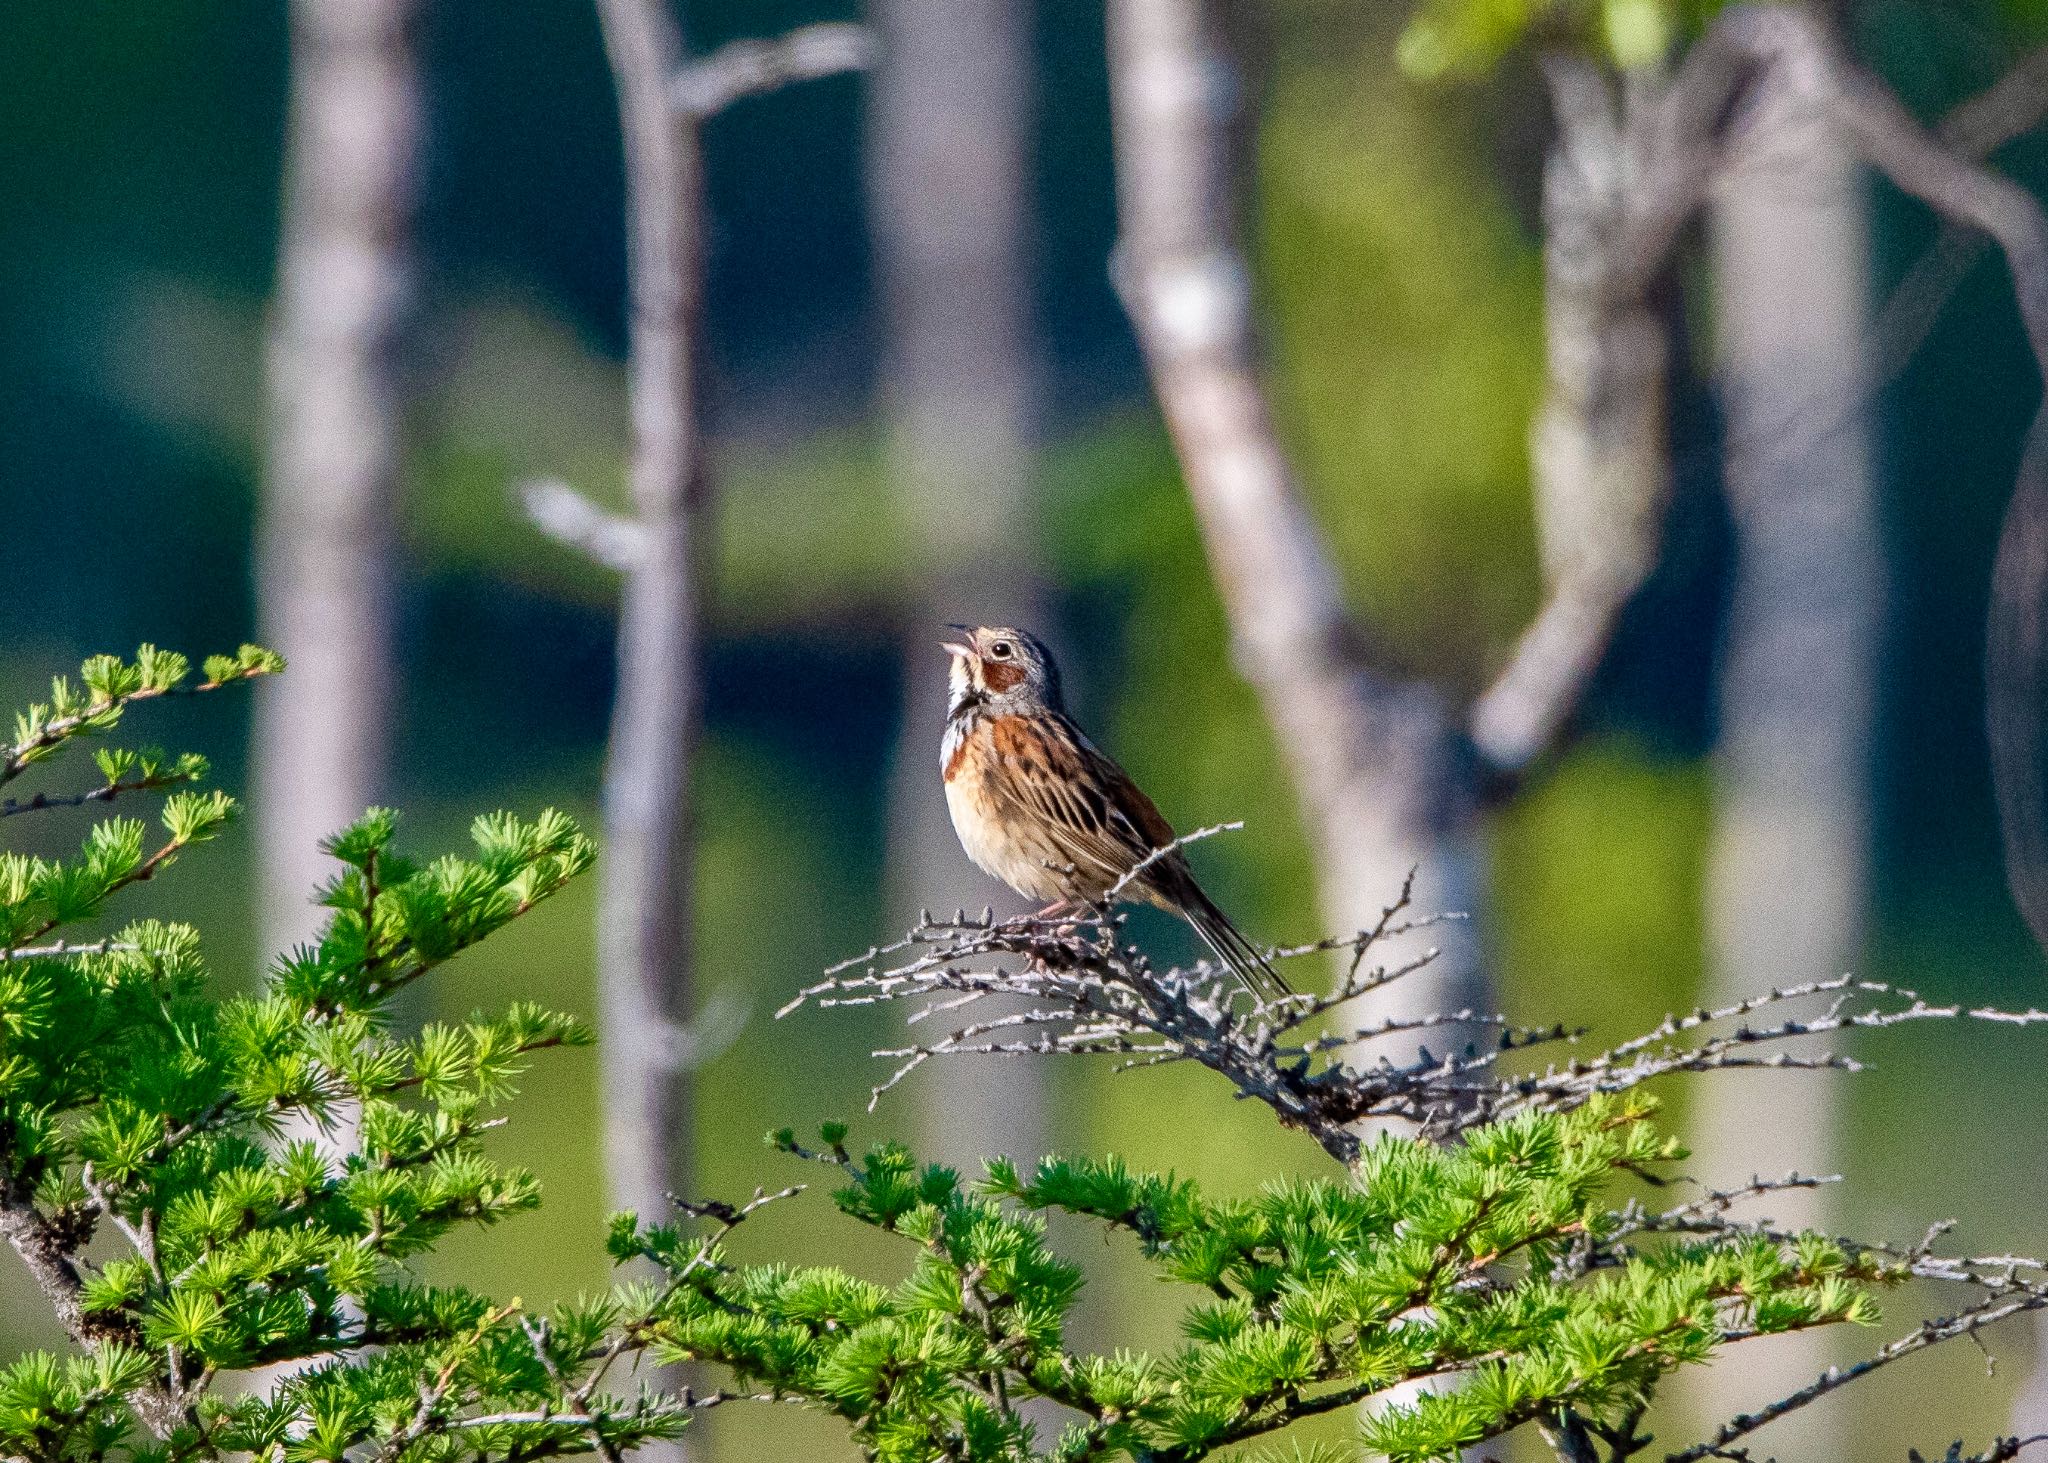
[941, 625, 1065, 719]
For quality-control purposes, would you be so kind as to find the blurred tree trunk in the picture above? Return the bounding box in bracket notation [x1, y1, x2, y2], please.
[252, 0, 420, 959]
[868, 0, 1047, 1169]
[249, 0, 422, 1404]
[1686, 70, 1880, 1458]
[590, 4, 706, 1462]
[1485, 56, 1672, 787]
[591, 0, 705, 1245]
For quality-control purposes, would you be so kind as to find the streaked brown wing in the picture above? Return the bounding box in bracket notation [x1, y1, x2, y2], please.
[985, 712, 1189, 905]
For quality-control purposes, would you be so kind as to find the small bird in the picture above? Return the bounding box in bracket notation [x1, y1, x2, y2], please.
[939, 625, 1287, 1000]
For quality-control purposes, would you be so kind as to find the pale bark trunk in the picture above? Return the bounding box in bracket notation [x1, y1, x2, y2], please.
[591, 8, 706, 1463]
[252, 0, 420, 958]
[1477, 56, 1671, 782]
[1688, 74, 1880, 1458]
[591, 0, 705, 1251]
[1105, 0, 1484, 1029]
[250, 0, 421, 1403]
[868, 0, 1046, 1172]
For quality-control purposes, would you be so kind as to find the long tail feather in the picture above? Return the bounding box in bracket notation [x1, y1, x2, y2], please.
[1181, 888, 1290, 1000]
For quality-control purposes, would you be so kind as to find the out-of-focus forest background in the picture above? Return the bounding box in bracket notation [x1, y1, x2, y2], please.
[6, 0, 2048, 1457]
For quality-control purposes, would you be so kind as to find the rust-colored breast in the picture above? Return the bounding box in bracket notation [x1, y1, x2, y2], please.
[990, 713, 1053, 770]
[942, 711, 984, 782]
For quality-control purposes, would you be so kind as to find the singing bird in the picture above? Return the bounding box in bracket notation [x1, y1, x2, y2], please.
[939, 625, 1287, 1000]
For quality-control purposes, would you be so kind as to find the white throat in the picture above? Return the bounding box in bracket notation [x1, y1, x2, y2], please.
[944, 655, 977, 720]
[941, 657, 983, 771]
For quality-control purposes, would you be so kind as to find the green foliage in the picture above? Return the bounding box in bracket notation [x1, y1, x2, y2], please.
[0, 650, 1907, 1462]
[3, 644, 277, 786]
[1257, 16, 1544, 691]
[0, 649, 664, 1463]
[1396, 0, 1713, 77]
[600, 1101, 1888, 1463]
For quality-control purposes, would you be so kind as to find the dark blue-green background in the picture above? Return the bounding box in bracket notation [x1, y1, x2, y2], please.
[4, 1, 2047, 1456]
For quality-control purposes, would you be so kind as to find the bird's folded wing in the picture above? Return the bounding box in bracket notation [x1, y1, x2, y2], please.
[988, 711, 1185, 899]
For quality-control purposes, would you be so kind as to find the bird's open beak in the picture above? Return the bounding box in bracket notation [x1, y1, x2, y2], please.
[941, 624, 974, 659]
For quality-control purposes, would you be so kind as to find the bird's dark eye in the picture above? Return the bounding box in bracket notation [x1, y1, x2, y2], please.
[989, 641, 1014, 659]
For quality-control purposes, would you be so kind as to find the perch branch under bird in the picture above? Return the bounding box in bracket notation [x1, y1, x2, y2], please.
[781, 837, 2048, 1165]
[778, 847, 2048, 1457]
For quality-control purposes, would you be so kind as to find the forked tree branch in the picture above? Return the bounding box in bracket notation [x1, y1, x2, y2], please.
[1406, 15, 2048, 805]
[1471, 51, 1671, 780]
[1653, 9, 2048, 958]
[1543, 11, 2048, 963]
[1106, 0, 1484, 994]
[0, 1169, 188, 1437]
[1480, 28, 2048, 785]
[562, 2, 869, 1295]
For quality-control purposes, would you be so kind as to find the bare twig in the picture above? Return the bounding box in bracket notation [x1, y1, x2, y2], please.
[1667, 1291, 2048, 1461]
[1, 938, 139, 962]
[521, 479, 648, 572]
[1907, 1437, 2048, 1463]
[79, 1163, 162, 1281]
[576, 1183, 805, 1407]
[670, 22, 873, 119]
[1103, 820, 1242, 902]
[786, 905, 2048, 1164]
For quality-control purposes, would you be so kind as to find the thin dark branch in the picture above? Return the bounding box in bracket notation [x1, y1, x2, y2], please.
[1908, 1437, 2048, 1463]
[575, 1183, 804, 1408]
[3, 828, 205, 955]
[0, 770, 201, 818]
[1665, 1291, 2048, 1460]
